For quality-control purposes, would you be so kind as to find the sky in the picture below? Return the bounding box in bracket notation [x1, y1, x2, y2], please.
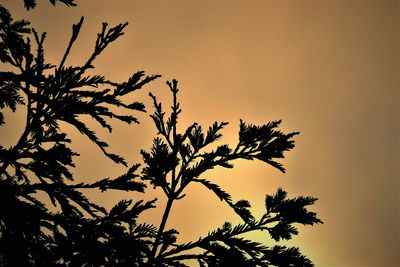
[1, 0, 399, 266]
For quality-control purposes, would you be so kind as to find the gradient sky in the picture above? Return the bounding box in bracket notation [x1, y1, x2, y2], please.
[2, 0, 399, 266]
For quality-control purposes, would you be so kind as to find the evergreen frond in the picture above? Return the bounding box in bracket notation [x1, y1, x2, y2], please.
[193, 178, 232, 203]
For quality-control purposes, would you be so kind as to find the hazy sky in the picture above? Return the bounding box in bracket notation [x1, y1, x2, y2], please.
[2, 0, 399, 266]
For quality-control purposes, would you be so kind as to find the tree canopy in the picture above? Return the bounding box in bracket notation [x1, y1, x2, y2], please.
[0, 3, 322, 266]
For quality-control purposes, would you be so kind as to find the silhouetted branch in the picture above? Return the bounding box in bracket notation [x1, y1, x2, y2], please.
[58, 17, 83, 73]
[140, 80, 321, 266]
[0, 5, 159, 265]
[22, 0, 77, 10]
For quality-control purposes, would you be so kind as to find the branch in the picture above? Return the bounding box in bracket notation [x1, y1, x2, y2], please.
[58, 16, 83, 73]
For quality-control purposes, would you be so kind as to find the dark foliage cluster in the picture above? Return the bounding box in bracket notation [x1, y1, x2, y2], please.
[0, 2, 322, 266]
[141, 81, 321, 267]
[21, 0, 76, 10]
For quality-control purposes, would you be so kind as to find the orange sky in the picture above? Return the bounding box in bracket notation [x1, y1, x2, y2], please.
[2, 0, 399, 266]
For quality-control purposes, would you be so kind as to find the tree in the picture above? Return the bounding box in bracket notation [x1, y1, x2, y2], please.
[0, 2, 322, 266]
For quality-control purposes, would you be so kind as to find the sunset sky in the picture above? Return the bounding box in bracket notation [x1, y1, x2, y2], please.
[2, 0, 399, 266]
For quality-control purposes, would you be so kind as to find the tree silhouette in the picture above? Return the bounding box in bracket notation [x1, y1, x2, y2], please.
[0, 3, 322, 266]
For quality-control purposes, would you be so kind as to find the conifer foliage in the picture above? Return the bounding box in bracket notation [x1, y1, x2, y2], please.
[0, 2, 322, 266]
